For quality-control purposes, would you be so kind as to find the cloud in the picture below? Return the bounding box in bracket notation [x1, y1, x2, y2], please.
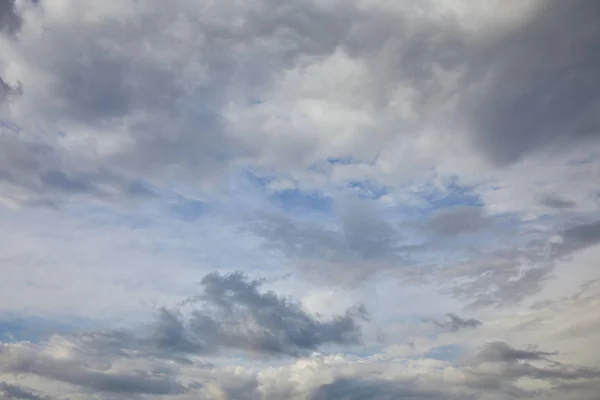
[0, 343, 187, 395]
[537, 194, 577, 210]
[423, 206, 489, 237]
[474, 341, 555, 364]
[441, 219, 600, 308]
[1, 1, 600, 398]
[0, 0, 21, 36]
[1, 331, 600, 399]
[308, 377, 457, 400]
[0, 76, 21, 107]
[77, 272, 367, 360]
[246, 197, 418, 285]
[464, 0, 600, 166]
[429, 313, 482, 333]
[178, 272, 367, 356]
[0, 382, 50, 400]
[559, 220, 600, 254]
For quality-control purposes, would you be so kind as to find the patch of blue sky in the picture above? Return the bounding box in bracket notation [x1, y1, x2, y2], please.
[423, 344, 463, 364]
[269, 188, 333, 214]
[422, 181, 483, 209]
[327, 156, 361, 165]
[167, 197, 205, 221]
[0, 314, 93, 343]
[390, 181, 484, 221]
[241, 169, 333, 214]
[306, 155, 379, 176]
[346, 180, 390, 200]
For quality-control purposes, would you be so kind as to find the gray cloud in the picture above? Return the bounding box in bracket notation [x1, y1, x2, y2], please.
[0, 271, 368, 397]
[0, 134, 157, 206]
[559, 219, 600, 254]
[0, 344, 186, 395]
[0, 76, 21, 107]
[538, 194, 577, 209]
[1, 335, 599, 400]
[468, 342, 600, 392]
[423, 206, 489, 237]
[465, 0, 600, 166]
[2, 0, 362, 202]
[150, 272, 367, 357]
[248, 202, 411, 285]
[2, 0, 598, 209]
[0, 0, 20, 36]
[309, 377, 466, 400]
[445, 218, 600, 309]
[0, 382, 50, 400]
[475, 341, 556, 364]
[429, 313, 482, 333]
[79, 272, 367, 360]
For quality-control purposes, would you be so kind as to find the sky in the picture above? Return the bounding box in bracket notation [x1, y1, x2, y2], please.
[0, 0, 600, 399]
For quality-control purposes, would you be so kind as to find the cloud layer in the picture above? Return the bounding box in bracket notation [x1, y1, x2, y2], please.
[1, 0, 599, 399]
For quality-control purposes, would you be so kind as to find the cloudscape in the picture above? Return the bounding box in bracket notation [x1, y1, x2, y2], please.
[1, 0, 599, 399]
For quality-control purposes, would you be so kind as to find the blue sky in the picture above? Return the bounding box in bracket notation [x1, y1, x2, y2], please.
[0, 0, 600, 399]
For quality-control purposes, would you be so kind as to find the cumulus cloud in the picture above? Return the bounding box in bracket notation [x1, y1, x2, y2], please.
[77, 272, 367, 360]
[150, 272, 366, 357]
[1, 0, 600, 399]
[1, 0, 596, 203]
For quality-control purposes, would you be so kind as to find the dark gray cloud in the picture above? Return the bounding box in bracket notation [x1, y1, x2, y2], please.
[0, 382, 50, 400]
[0, 350, 186, 394]
[150, 272, 366, 357]
[465, 0, 600, 166]
[78, 272, 366, 360]
[0, 0, 21, 36]
[429, 313, 482, 332]
[559, 219, 600, 254]
[309, 377, 466, 400]
[0, 134, 157, 206]
[423, 206, 489, 237]
[468, 341, 600, 392]
[0, 344, 186, 395]
[538, 194, 577, 209]
[475, 341, 555, 364]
